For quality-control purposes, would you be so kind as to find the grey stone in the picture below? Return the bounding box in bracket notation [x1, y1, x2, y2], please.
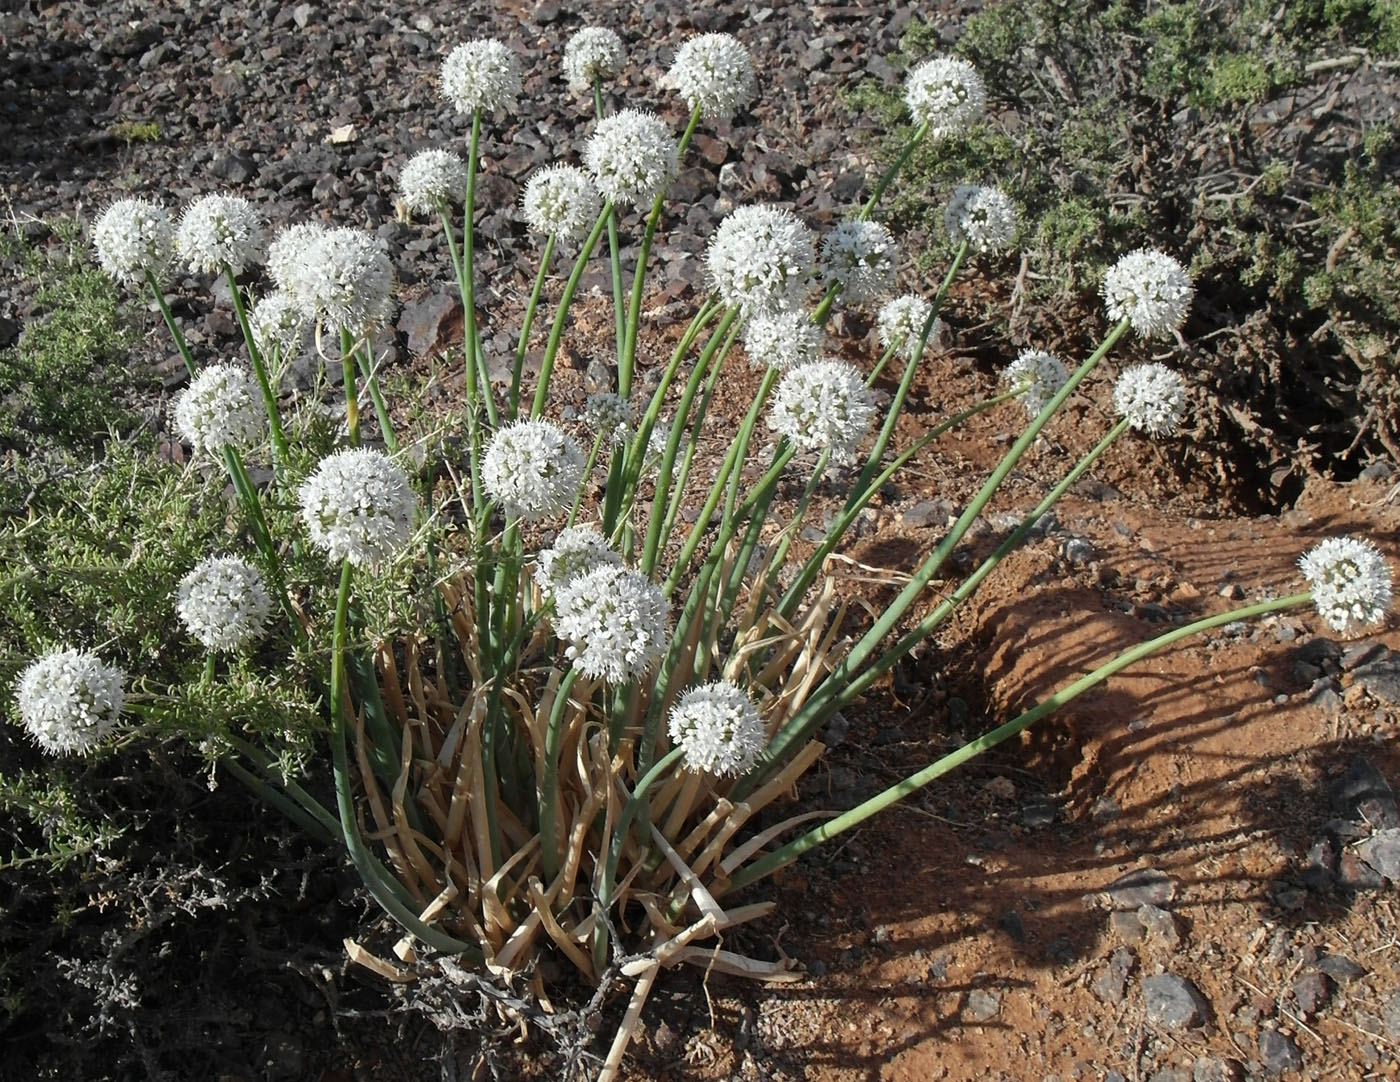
[1109, 911, 1146, 943]
[1192, 1057, 1240, 1082]
[1093, 947, 1135, 1005]
[1357, 828, 1400, 880]
[965, 989, 1000, 1022]
[1147, 1070, 1188, 1082]
[901, 498, 950, 529]
[1106, 868, 1177, 909]
[1354, 655, 1400, 703]
[1340, 849, 1387, 890]
[1385, 989, 1400, 1040]
[292, 3, 317, 29]
[1137, 904, 1183, 950]
[1304, 837, 1337, 890]
[397, 292, 461, 358]
[1063, 536, 1095, 566]
[1316, 954, 1366, 983]
[1290, 971, 1331, 1015]
[1257, 1029, 1302, 1074]
[1143, 973, 1211, 1030]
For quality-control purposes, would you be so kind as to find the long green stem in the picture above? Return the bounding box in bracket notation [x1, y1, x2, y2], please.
[859, 119, 929, 220]
[349, 333, 398, 451]
[537, 668, 580, 884]
[146, 270, 197, 379]
[531, 207, 610, 418]
[224, 264, 290, 467]
[221, 445, 300, 638]
[339, 329, 360, 447]
[462, 110, 482, 405]
[510, 232, 555, 419]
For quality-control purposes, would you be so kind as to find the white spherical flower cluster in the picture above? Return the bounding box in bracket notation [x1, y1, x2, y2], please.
[483, 420, 586, 521]
[554, 565, 670, 683]
[667, 33, 757, 120]
[441, 39, 522, 115]
[584, 393, 635, 446]
[1113, 363, 1187, 436]
[534, 526, 623, 599]
[743, 311, 821, 371]
[769, 359, 877, 463]
[564, 27, 625, 96]
[821, 219, 897, 305]
[249, 290, 305, 361]
[522, 165, 602, 243]
[176, 555, 273, 653]
[282, 227, 394, 335]
[297, 448, 416, 567]
[669, 681, 765, 776]
[1002, 349, 1068, 417]
[398, 148, 470, 215]
[93, 198, 175, 286]
[944, 184, 1016, 254]
[1299, 536, 1394, 636]
[876, 294, 935, 358]
[1102, 248, 1194, 339]
[706, 204, 816, 317]
[176, 194, 263, 276]
[904, 56, 987, 139]
[173, 363, 265, 456]
[585, 109, 678, 209]
[15, 648, 124, 756]
[266, 222, 327, 293]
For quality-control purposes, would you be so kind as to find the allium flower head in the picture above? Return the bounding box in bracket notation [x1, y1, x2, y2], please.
[173, 363, 265, 456]
[93, 198, 175, 286]
[283, 227, 394, 335]
[643, 418, 682, 472]
[249, 290, 306, 361]
[666, 33, 757, 120]
[1003, 349, 1068, 417]
[904, 56, 987, 139]
[15, 648, 124, 756]
[266, 222, 328, 293]
[176, 555, 273, 653]
[534, 526, 623, 598]
[1102, 248, 1194, 338]
[584, 393, 635, 446]
[176, 194, 263, 275]
[483, 420, 586, 521]
[522, 165, 602, 244]
[297, 448, 416, 567]
[398, 149, 470, 215]
[585, 109, 678, 209]
[554, 565, 670, 683]
[944, 185, 1016, 254]
[564, 27, 625, 95]
[441, 39, 522, 115]
[1299, 536, 1394, 636]
[706, 204, 816, 317]
[876, 294, 936, 358]
[770, 359, 877, 463]
[669, 681, 765, 777]
[822, 219, 896, 305]
[1113, 362, 1187, 436]
[743, 311, 821, 371]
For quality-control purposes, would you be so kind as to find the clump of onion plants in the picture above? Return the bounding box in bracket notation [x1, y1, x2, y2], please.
[17, 24, 1394, 1080]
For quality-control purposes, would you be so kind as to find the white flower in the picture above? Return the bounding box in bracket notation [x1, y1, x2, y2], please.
[944, 185, 1016, 254]
[669, 681, 765, 777]
[1102, 248, 1194, 339]
[297, 448, 416, 567]
[1113, 363, 1187, 436]
[554, 565, 669, 683]
[564, 27, 625, 95]
[92, 198, 175, 286]
[521, 165, 602, 243]
[706, 205, 816, 317]
[440, 39, 522, 115]
[743, 311, 821, 371]
[904, 56, 987, 139]
[483, 420, 586, 521]
[769, 359, 877, 463]
[248, 290, 306, 361]
[1299, 536, 1394, 636]
[584, 393, 635, 446]
[666, 33, 756, 120]
[173, 363, 265, 456]
[1003, 349, 1068, 417]
[398, 148, 470, 215]
[282, 227, 394, 335]
[534, 526, 623, 598]
[876, 294, 936, 358]
[821, 219, 896, 305]
[15, 648, 124, 756]
[585, 109, 678, 209]
[176, 194, 263, 275]
[266, 222, 328, 293]
[643, 417, 682, 472]
[176, 555, 273, 652]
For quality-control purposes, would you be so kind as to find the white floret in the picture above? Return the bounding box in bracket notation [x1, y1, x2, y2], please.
[483, 420, 587, 521]
[15, 648, 125, 756]
[297, 448, 416, 567]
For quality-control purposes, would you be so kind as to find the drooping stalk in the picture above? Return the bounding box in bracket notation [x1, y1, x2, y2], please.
[221, 445, 300, 637]
[350, 333, 398, 452]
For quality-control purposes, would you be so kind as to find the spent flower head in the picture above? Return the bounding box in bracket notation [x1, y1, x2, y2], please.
[822, 219, 896, 305]
[564, 28, 625, 95]
[297, 448, 416, 567]
[666, 33, 757, 120]
[706, 204, 816, 317]
[15, 648, 124, 756]
[176, 194, 263, 275]
[1300, 537, 1394, 636]
[176, 555, 273, 653]
[441, 39, 522, 115]
[944, 184, 1016, 254]
[1102, 249, 1194, 339]
[1113, 363, 1187, 436]
[743, 311, 821, 371]
[483, 420, 586, 521]
[522, 165, 602, 244]
[876, 294, 936, 358]
[534, 526, 623, 598]
[173, 363, 265, 456]
[770, 359, 877, 463]
[904, 56, 987, 139]
[1003, 349, 1068, 418]
[398, 148, 470, 215]
[93, 197, 175, 286]
[554, 565, 670, 683]
[669, 681, 766, 777]
[248, 290, 306, 362]
[584, 393, 636, 446]
[585, 109, 678, 209]
[283, 227, 394, 335]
